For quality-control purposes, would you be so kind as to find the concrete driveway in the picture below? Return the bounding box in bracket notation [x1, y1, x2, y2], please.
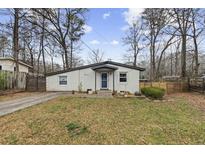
[0, 92, 65, 116]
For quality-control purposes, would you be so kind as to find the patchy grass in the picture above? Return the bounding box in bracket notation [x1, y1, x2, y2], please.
[65, 122, 88, 137]
[5, 134, 18, 144]
[0, 96, 205, 144]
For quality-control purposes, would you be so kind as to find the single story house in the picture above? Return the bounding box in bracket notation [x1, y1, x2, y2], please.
[46, 61, 145, 94]
[0, 57, 32, 73]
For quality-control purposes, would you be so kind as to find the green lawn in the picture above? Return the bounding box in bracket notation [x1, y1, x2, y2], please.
[0, 96, 205, 144]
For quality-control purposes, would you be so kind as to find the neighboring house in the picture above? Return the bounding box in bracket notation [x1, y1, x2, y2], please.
[46, 61, 145, 94]
[0, 57, 32, 73]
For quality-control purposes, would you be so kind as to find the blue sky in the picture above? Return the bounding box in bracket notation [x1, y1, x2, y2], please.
[81, 8, 129, 62]
[0, 8, 145, 64]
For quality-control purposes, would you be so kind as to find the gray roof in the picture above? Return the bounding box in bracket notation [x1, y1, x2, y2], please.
[92, 64, 118, 70]
[46, 61, 145, 76]
[0, 57, 32, 68]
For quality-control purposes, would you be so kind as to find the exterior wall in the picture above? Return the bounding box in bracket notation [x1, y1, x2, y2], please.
[0, 60, 29, 73]
[46, 64, 140, 93]
[46, 68, 95, 92]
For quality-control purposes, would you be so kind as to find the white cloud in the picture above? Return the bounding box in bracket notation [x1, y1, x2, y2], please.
[90, 40, 100, 45]
[110, 40, 119, 45]
[103, 12, 111, 19]
[83, 25, 92, 33]
[122, 8, 144, 25]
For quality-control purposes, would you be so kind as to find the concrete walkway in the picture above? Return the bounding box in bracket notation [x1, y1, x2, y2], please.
[0, 92, 65, 116]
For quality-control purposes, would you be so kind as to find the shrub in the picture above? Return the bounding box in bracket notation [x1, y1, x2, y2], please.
[78, 82, 83, 92]
[141, 87, 165, 99]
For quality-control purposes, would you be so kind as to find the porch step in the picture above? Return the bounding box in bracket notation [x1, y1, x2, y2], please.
[96, 90, 113, 97]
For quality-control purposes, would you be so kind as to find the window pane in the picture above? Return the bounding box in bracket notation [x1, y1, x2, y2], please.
[120, 78, 127, 82]
[101, 73, 107, 81]
[119, 73, 127, 82]
[120, 73, 126, 77]
[59, 76, 67, 85]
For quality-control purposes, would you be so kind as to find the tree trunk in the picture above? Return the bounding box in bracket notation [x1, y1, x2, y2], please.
[41, 15, 46, 75]
[152, 43, 156, 80]
[149, 43, 153, 81]
[30, 51, 34, 73]
[191, 9, 199, 77]
[61, 52, 65, 70]
[13, 8, 19, 89]
[70, 39, 73, 68]
[149, 32, 154, 81]
[193, 36, 199, 77]
[175, 43, 180, 76]
[22, 41, 26, 61]
[62, 42, 69, 69]
[181, 35, 186, 78]
[36, 40, 42, 90]
[133, 46, 137, 67]
[51, 57, 54, 72]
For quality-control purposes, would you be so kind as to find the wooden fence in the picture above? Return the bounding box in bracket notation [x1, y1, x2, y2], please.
[26, 74, 46, 92]
[140, 81, 188, 94]
[0, 70, 46, 93]
[0, 70, 27, 91]
[188, 78, 205, 93]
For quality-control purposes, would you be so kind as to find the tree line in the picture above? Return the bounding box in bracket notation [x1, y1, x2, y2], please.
[0, 9, 88, 75]
[0, 8, 205, 85]
[122, 8, 205, 81]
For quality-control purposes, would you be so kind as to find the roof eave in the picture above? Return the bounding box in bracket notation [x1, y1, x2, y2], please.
[46, 61, 145, 76]
[0, 57, 33, 68]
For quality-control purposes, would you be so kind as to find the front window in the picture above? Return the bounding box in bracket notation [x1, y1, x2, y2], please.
[59, 76, 67, 85]
[119, 73, 127, 82]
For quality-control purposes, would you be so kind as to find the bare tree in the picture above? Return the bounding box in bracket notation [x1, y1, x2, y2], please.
[122, 22, 145, 66]
[142, 8, 176, 80]
[88, 49, 104, 64]
[189, 9, 204, 77]
[68, 9, 87, 68]
[45, 38, 59, 72]
[28, 8, 87, 69]
[172, 8, 192, 78]
[0, 35, 9, 57]
[173, 39, 181, 76]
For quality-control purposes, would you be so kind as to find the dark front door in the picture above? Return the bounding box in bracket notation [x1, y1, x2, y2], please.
[101, 73, 108, 89]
